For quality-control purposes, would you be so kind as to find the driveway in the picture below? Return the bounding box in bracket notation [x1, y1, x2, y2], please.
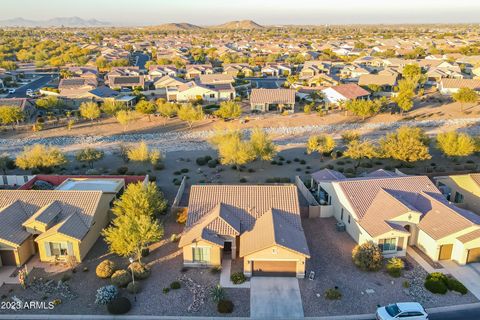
[250, 277, 304, 319]
[441, 260, 480, 299]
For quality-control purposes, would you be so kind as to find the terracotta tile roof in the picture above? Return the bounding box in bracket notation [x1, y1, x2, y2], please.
[311, 169, 346, 183]
[365, 169, 399, 178]
[358, 74, 397, 87]
[0, 201, 31, 246]
[250, 89, 296, 105]
[441, 78, 480, 90]
[197, 74, 234, 85]
[457, 229, 480, 244]
[330, 84, 370, 100]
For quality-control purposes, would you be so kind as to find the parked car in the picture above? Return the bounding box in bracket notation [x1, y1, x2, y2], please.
[26, 89, 33, 96]
[376, 303, 428, 320]
[8, 88, 15, 94]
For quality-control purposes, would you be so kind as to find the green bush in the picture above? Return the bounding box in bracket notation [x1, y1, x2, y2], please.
[230, 272, 246, 284]
[107, 297, 131, 315]
[163, 287, 170, 294]
[426, 272, 448, 283]
[425, 278, 448, 294]
[351, 241, 383, 271]
[116, 166, 128, 175]
[207, 159, 218, 168]
[324, 288, 342, 300]
[217, 299, 234, 314]
[386, 257, 404, 278]
[96, 259, 117, 279]
[196, 157, 207, 166]
[446, 278, 468, 295]
[111, 270, 131, 287]
[128, 262, 151, 280]
[170, 281, 181, 289]
[210, 284, 225, 302]
[127, 281, 141, 294]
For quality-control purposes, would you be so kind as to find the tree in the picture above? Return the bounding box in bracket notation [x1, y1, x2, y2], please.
[0, 154, 14, 175]
[344, 99, 383, 120]
[36, 96, 61, 110]
[177, 104, 204, 128]
[352, 241, 383, 271]
[393, 78, 417, 114]
[15, 144, 67, 171]
[0, 106, 24, 128]
[214, 101, 242, 120]
[379, 126, 431, 163]
[402, 64, 422, 82]
[343, 139, 378, 172]
[102, 100, 126, 116]
[102, 182, 166, 262]
[249, 128, 277, 162]
[116, 110, 138, 132]
[452, 87, 478, 113]
[135, 100, 156, 121]
[156, 100, 178, 125]
[306, 134, 336, 161]
[76, 148, 105, 168]
[209, 130, 255, 167]
[79, 102, 101, 121]
[127, 141, 161, 166]
[436, 131, 476, 157]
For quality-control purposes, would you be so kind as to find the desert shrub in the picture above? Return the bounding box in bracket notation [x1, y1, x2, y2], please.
[211, 266, 222, 274]
[351, 241, 383, 271]
[196, 157, 207, 166]
[426, 272, 448, 283]
[96, 259, 117, 279]
[265, 177, 291, 183]
[128, 262, 151, 280]
[107, 297, 131, 315]
[117, 166, 128, 175]
[211, 284, 225, 302]
[154, 163, 165, 170]
[176, 208, 188, 224]
[403, 281, 410, 288]
[163, 287, 170, 294]
[95, 285, 119, 305]
[217, 299, 234, 314]
[111, 270, 131, 287]
[207, 159, 218, 168]
[230, 272, 246, 284]
[324, 288, 342, 300]
[425, 278, 448, 294]
[299, 159, 306, 164]
[239, 177, 247, 183]
[386, 257, 404, 278]
[127, 281, 141, 294]
[446, 278, 468, 295]
[170, 281, 181, 289]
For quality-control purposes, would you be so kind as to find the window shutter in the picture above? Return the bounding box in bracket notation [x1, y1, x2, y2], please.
[397, 237, 404, 251]
[67, 242, 74, 256]
[44, 242, 51, 257]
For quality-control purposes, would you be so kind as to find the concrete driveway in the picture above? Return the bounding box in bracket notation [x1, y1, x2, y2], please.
[250, 277, 304, 319]
[441, 260, 480, 299]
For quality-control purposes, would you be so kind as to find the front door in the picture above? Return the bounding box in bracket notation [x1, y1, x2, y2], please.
[223, 241, 232, 253]
[439, 244, 453, 260]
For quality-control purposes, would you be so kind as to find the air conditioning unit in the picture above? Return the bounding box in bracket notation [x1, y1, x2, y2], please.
[336, 221, 346, 232]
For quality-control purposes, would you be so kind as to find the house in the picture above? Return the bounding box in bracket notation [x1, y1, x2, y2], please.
[0, 176, 147, 267]
[322, 84, 370, 105]
[261, 63, 291, 77]
[108, 76, 145, 90]
[304, 74, 339, 87]
[434, 174, 480, 216]
[223, 64, 254, 77]
[153, 75, 186, 91]
[148, 65, 180, 80]
[310, 169, 480, 265]
[0, 98, 36, 120]
[438, 79, 480, 95]
[58, 78, 98, 97]
[185, 64, 214, 79]
[178, 185, 310, 278]
[196, 74, 235, 86]
[299, 61, 332, 79]
[250, 88, 296, 113]
[339, 64, 370, 80]
[173, 82, 235, 103]
[358, 74, 397, 93]
[67, 66, 99, 80]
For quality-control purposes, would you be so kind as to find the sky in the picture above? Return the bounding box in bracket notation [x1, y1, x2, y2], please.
[1, 0, 480, 26]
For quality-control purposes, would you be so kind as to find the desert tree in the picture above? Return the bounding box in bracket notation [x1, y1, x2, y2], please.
[156, 100, 179, 125]
[101, 100, 126, 116]
[306, 134, 336, 161]
[76, 148, 105, 168]
[177, 103, 204, 128]
[343, 139, 378, 172]
[214, 101, 242, 120]
[209, 130, 255, 167]
[79, 101, 101, 121]
[135, 100, 156, 121]
[379, 126, 431, 163]
[249, 128, 277, 162]
[15, 144, 67, 172]
[0, 106, 24, 129]
[453, 87, 478, 113]
[127, 141, 162, 167]
[393, 78, 416, 114]
[436, 131, 476, 157]
[36, 96, 61, 110]
[116, 110, 138, 132]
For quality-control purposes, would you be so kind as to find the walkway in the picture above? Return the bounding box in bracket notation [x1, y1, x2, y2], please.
[219, 259, 250, 288]
[407, 247, 447, 274]
[0, 266, 19, 287]
[441, 260, 480, 299]
[250, 277, 304, 319]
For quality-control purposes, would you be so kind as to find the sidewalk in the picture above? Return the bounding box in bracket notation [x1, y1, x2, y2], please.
[407, 247, 447, 274]
[219, 259, 250, 288]
[441, 260, 480, 299]
[0, 266, 19, 287]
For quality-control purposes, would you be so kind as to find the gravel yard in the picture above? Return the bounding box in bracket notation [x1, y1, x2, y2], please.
[300, 217, 478, 317]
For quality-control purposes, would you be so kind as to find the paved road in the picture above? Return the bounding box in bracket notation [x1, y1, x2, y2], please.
[132, 52, 150, 70]
[6, 74, 56, 98]
[428, 308, 480, 320]
[244, 77, 286, 89]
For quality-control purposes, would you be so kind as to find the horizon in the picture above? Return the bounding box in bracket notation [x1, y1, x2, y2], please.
[1, 0, 480, 26]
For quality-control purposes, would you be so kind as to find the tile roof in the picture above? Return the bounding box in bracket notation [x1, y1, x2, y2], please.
[441, 78, 480, 90]
[197, 74, 234, 85]
[250, 89, 296, 105]
[311, 169, 346, 183]
[358, 74, 397, 87]
[457, 229, 480, 244]
[329, 84, 370, 100]
[0, 201, 31, 246]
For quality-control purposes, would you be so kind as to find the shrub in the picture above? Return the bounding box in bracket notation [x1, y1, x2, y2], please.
[95, 285, 119, 305]
[170, 233, 181, 242]
[128, 262, 151, 280]
[117, 166, 128, 175]
[107, 297, 131, 315]
[127, 281, 141, 294]
[299, 160, 306, 164]
[111, 270, 131, 287]
[211, 266, 222, 274]
[426, 272, 448, 283]
[386, 257, 404, 278]
[324, 288, 342, 300]
[217, 299, 234, 314]
[211, 284, 225, 302]
[351, 241, 383, 271]
[403, 281, 410, 288]
[163, 287, 170, 294]
[230, 272, 246, 284]
[446, 278, 468, 295]
[96, 259, 117, 279]
[239, 178, 247, 183]
[425, 278, 448, 294]
[170, 281, 181, 289]
[207, 159, 218, 168]
[176, 208, 188, 224]
[181, 168, 189, 173]
[154, 163, 165, 170]
[196, 157, 207, 166]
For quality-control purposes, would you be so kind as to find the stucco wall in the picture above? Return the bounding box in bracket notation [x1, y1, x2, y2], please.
[182, 241, 222, 267]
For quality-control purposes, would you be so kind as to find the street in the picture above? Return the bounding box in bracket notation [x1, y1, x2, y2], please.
[244, 76, 286, 89]
[6, 74, 56, 98]
[364, 306, 480, 320]
[132, 52, 150, 70]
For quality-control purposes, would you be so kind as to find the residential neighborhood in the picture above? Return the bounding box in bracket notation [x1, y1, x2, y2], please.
[1, 1, 480, 319]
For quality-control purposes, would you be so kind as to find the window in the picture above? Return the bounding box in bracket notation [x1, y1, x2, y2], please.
[340, 208, 344, 221]
[209, 93, 215, 98]
[379, 238, 397, 252]
[348, 215, 351, 224]
[454, 192, 464, 204]
[49, 242, 68, 256]
[192, 247, 210, 263]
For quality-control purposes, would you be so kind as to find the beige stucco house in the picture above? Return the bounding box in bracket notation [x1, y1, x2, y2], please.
[310, 169, 480, 265]
[434, 173, 480, 216]
[179, 185, 310, 278]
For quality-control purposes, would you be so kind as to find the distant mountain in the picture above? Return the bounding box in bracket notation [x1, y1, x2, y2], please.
[150, 23, 203, 31]
[0, 16, 111, 27]
[212, 20, 264, 30]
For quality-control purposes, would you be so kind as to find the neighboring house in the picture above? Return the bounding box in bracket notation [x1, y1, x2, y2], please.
[0, 98, 36, 120]
[108, 76, 145, 90]
[178, 185, 310, 278]
[58, 78, 98, 98]
[434, 174, 480, 216]
[153, 75, 186, 93]
[196, 74, 235, 86]
[322, 84, 370, 105]
[310, 169, 480, 265]
[0, 177, 135, 267]
[185, 64, 214, 79]
[299, 61, 332, 79]
[358, 74, 397, 93]
[261, 63, 291, 77]
[173, 82, 235, 103]
[223, 64, 254, 77]
[250, 88, 296, 113]
[339, 64, 369, 80]
[148, 65, 180, 80]
[67, 66, 99, 80]
[438, 79, 480, 95]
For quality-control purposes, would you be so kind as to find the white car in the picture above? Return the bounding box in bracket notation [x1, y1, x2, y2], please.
[26, 89, 33, 95]
[376, 302, 428, 320]
[8, 88, 15, 94]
